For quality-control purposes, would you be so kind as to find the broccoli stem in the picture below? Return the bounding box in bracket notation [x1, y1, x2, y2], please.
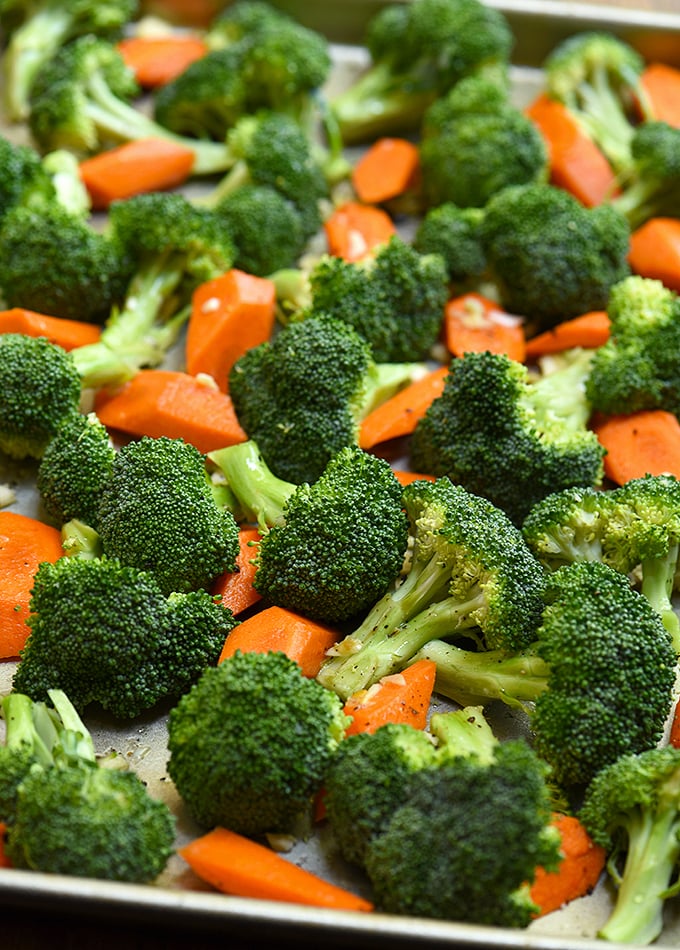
[530, 348, 596, 432]
[362, 364, 430, 417]
[2, 7, 73, 121]
[1, 693, 56, 766]
[573, 65, 636, 173]
[46, 689, 96, 764]
[429, 706, 499, 762]
[208, 440, 296, 531]
[196, 159, 250, 211]
[639, 546, 680, 653]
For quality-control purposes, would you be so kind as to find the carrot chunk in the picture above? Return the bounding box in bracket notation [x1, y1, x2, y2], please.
[0, 308, 101, 350]
[210, 527, 262, 617]
[591, 409, 680, 485]
[351, 137, 420, 205]
[629, 217, 680, 292]
[117, 35, 209, 87]
[343, 659, 437, 735]
[524, 311, 610, 360]
[530, 814, 606, 917]
[79, 138, 195, 209]
[359, 365, 448, 449]
[324, 201, 396, 262]
[445, 292, 526, 362]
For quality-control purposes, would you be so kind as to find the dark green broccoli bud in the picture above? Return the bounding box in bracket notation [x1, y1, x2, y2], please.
[478, 182, 631, 332]
[411, 348, 605, 525]
[0, 204, 129, 324]
[207, 439, 296, 531]
[36, 411, 115, 529]
[580, 746, 680, 945]
[253, 444, 409, 623]
[2, 689, 175, 883]
[330, 0, 514, 144]
[586, 275, 680, 418]
[0, 333, 82, 460]
[610, 120, 680, 229]
[96, 435, 240, 596]
[316, 477, 546, 701]
[412, 202, 486, 285]
[0, 0, 138, 122]
[419, 75, 548, 209]
[166, 650, 349, 835]
[228, 315, 427, 484]
[364, 738, 560, 925]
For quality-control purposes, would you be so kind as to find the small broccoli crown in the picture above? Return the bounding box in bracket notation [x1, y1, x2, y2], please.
[36, 411, 115, 529]
[166, 650, 349, 835]
[0, 134, 56, 220]
[304, 236, 449, 362]
[206, 0, 293, 47]
[0, 204, 129, 324]
[96, 436, 240, 596]
[521, 485, 610, 570]
[254, 445, 409, 622]
[412, 202, 486, 284]
[0, 333, 82, 460]
[364, 739, 559, 926]
[612, 120, 680, 228]
[603, 474, 680, 573]
[478, 182, 631, 331]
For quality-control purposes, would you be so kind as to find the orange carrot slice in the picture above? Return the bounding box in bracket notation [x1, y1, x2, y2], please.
[445, 292, 526, 361]
[0, 823, 11, 867]
[0, 308, 101, 350]
[392, 470, 436, 486]
[530, 814, 606, 917]
[628, 217, 680, 292]
[524, 311, 610, 359]
[343, 659, 437, 735]
[670, 696, 680, 748]
[116, 35, 209, 87]
[639, 63, 680, 128]
[210, 527, 261, 616]
[591, 409, 680, 484]
[359, 365, 448, 449]
[324, 201, 397, 262]
[351, 137, 421, 205]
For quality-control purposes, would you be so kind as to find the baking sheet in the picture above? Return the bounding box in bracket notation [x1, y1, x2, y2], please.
[3, 3, 680, 946]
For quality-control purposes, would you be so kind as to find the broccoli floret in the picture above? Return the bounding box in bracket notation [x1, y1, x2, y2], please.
[419, 75, 548, 209]
[27, 35, 233, 175]
[0, 333, 82, 460]
[166, 650, 349, 835]
[0, 692, 55, 823]
[543, 31, 650, 175]
[521, 484, 610, 571]
[316, 477, 546, 701]
[330, 0, 514, 144]
[610, 120, 680, 229]
[0, 204, 129, 324]
[36, 411, 115, 529]
[11, 555, 237, 717]
[478, 182, 631, 333]
[0, 0, 138, 123]
[411, 348, 605, 525]
[96, 435, 240, 596]
[585, 275, 680, 417]
[364, 737, 560, 925]
[204, 0, 291, 48]
[1, 689, 175, 883]
[228, 315, 427, 484]
[0, 133, 56, 219]
[579, 746, 680, 945]
[412, 202, 486, 286]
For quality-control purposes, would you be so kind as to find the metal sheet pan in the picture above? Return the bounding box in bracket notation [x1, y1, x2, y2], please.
[2, 3, 680, 946]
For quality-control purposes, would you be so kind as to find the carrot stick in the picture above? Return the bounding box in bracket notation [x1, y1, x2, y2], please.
[343, 659, 437, 735]
[218, 605, 340, 678]
[639, 63, 680, 128]
[0, 308, 101, 350]
[358, 365, 448, 449]
[0, 823, 10, 868]
[392, 470, 436, 486]
[525, 93, 619, 207]
[628, 217, 680, 292]
[94, 368, 247, 455]
[0, 511, 64, 659]
[444, 292, 526, 362]
[530, 813, 606, 917]
[186, 269, 276, 393]
[323, 201, 397, 262]
[351, 137, 421, 205]
[210, 527, 262, 616]
[79, 138, 196, 210]
[116, 35, 209, 87]
[524, 311, 610, 360]
[670, 697, 680, 748]
[591, 409, 680, 485]
[179, 826, 374, 911]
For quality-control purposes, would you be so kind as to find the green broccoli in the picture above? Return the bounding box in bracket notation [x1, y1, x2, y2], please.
[228, 315, 427, 484]
[0, 691, 55, 824]
[410, 348, 605, 526]
[419, 75, 548, 210]
[0, 333, 82, 460]
[521, 484, 610, 571]
[316, 477, 546, 702]
[207, 439, 296, 531]
[11, 554, 237, 718]
[585, 275, 680, 418]
[96, 435, 240, 596]
[610, 120, 680, 229]
[166, 649, 349, 836]
[0, 0, 138, 123]
[0, 133, 61, 220]
[330, 0, 514, 144]
[412, 202, 486, 286]
[579, 745, 680, 945]
[1, 689, 175, 883]
[478, 182, 631, 333]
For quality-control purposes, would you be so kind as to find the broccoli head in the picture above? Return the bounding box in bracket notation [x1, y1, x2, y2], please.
[412, 202, 486, 286]
[0, 133, 57, 220]
[610, 120, 680, 229]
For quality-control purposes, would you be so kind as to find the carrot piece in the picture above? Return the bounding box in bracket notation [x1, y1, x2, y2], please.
[351, 137, 421, 205]
[530, 814, 606, 917]
[639, 63, 680, 128]
[324, 201, 396, 262]
[0, 822, 10, 868]
[116, 35, 209, 87]
[94, 368, 247, 454]
[0, 308, 101, 350]
[79, 138, 195, 210]
[444, 292, 526, 362]
[186, 269, 276, 393]
[0, 511, 64, 659]
[358, 365, 448, 449]
[669, 696, 680, 749]
[628, 217, 680, 292]
[524, 311, 610, 360]
[392, 470, 436, 486]
[210, 527, 261, 616]
[218, 605, 340, 678]
[591, 409, 680, 485]
[343, 659, 437, 736]
[180, 825, 374, 911]
[525, 93, 619, 207]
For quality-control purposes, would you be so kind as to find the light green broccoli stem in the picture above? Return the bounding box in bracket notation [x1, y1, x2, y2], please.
[361, 363, 430, 418]
[2, 6, 73, 121]
[46, 689, 96, 764]
[640, 546, 680, 653]
[42, 149, 92, 217]
[531, 348, 596, 433]
[565, 65, 636, 174]
[268, 267, 313, 322]
[194, 159, 250, 211]
[208, 440, 296, 532]
[611, 178, 673, 231]
[61, 519, 103, 559]
[1, 693, 56, 766]
[429, 705, 499, 763]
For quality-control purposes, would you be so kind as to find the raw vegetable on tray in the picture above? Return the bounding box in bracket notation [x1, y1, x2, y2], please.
[2, 0, 680, 944]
